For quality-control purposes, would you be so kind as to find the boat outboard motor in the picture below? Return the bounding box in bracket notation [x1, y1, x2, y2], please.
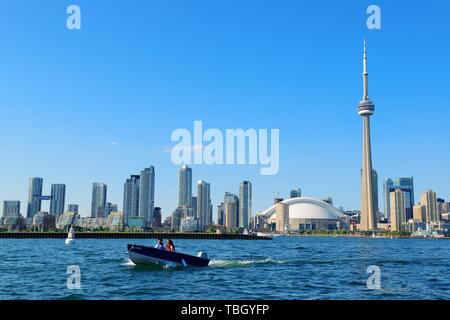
[197, 251, 208, 259]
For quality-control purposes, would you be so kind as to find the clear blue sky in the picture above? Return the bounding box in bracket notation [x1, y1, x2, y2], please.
[0, 0, 449, 219]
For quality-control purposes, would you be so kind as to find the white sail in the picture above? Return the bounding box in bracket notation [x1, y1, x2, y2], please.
[65, 226, 75, 244]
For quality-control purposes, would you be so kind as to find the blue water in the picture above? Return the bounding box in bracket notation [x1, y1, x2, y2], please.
[0, 237, 449, 300]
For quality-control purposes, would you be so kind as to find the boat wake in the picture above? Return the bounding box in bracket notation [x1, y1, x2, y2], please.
[121, 259, 136, 267]
[121, 258, 183, 271]
[209, 258, 286, 268]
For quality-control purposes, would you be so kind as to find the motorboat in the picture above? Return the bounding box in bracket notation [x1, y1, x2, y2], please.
[65, 226, 75, 245]
[256, 232, 273, 239]
[127, 244, 210, 267]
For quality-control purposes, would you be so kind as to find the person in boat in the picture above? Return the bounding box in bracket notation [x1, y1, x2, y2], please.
[155, 238, 164, 250]
[166, 239, 175, 252]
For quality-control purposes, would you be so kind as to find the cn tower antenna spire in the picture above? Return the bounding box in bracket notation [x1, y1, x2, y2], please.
[363, 38, 369, 101]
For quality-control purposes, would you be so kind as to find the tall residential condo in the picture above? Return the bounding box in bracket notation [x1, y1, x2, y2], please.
[123, 175, 140, 223]
[217, 203, 224, 226]
[139, 166, 155, 226]
[91, 182, 107, 218]
[26, 177, 43, 219]
[358, 41, 378, 231]
[224, 192, 239, 229]
[413, 204, 426, 223]
[239, 181, 252, 228]
[384, 177, 415, 221]
[197, 180, 211, 230]
[389, 189, 407, 232]
[49, 184, 66, 218]
[178, 165, 192, 207]
[420, 189, 438, 222]
[3, 201, 20, 218]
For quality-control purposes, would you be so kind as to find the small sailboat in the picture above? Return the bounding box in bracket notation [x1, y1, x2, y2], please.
[65, 225, 75, 245]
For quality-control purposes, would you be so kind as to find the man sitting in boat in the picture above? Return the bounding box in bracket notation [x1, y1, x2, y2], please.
[154, 239, 164, 250]
[166, 239, 175, 252]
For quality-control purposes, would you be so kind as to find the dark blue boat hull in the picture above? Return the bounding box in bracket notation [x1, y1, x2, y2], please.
[127, 244, 210, 267]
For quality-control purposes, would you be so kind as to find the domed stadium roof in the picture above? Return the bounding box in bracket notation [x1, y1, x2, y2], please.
[258, 197, 345, 222]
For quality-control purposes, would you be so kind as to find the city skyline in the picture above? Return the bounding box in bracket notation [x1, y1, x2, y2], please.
[3, 169, 449, 223]
[1, 1, 449, 219]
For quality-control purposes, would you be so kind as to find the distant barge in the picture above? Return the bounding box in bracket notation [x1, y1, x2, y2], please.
[0, 232, 271, 240]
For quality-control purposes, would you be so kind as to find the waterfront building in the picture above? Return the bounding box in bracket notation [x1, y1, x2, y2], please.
[420, 189, 438, 222]
[171, 207, 183, 231]
[178, 165, 192, 207]
[224, 192, 239, 229]
[127, 216, 145, 231]
[290, 188, 302, 198]
[257, 197, 347, 231]
[139, 166, 155, 226]
[91, 182, 107, 218]
[27, 177, 43, 219]
[389, 189, 407, 232]
[106, 211, 124, 232]
[123, 175, 140, 224]
[197, 180, 211, 230]
[104, 202, 118, 218]
[254, 214, 268, 231]
[49, 184, 66, 218]
[153, 207, 162, 227]
[75, 217, 106, 231]
[403, 220, 426, 233]
[31, 212, 55, 231]
[239, 181, 252, 228]
[3, 201, 20, 218]
[56, 211, 79, 230]
[67, 204, 79, 214]
[1, 201, 23, 231]
[180, 216, 199, 232]
[358, 41, 377, 231]
[413, 204, 426, 223]
[384, 177, 415, 221]
[1, 215, 24, 231]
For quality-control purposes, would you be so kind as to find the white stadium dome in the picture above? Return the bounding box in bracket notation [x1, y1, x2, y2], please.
[257, 197, 347, 231]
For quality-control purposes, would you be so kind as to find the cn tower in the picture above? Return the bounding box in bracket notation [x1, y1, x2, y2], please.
[358, 40, 377, 231]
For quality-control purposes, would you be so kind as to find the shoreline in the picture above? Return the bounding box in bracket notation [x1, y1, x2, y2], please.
[284, 234, 450, 239]
[0, 232, 270, 240]
[0, 232, 448, 240]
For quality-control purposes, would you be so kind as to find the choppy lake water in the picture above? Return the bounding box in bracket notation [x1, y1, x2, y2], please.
[1, 237, 449, 299]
